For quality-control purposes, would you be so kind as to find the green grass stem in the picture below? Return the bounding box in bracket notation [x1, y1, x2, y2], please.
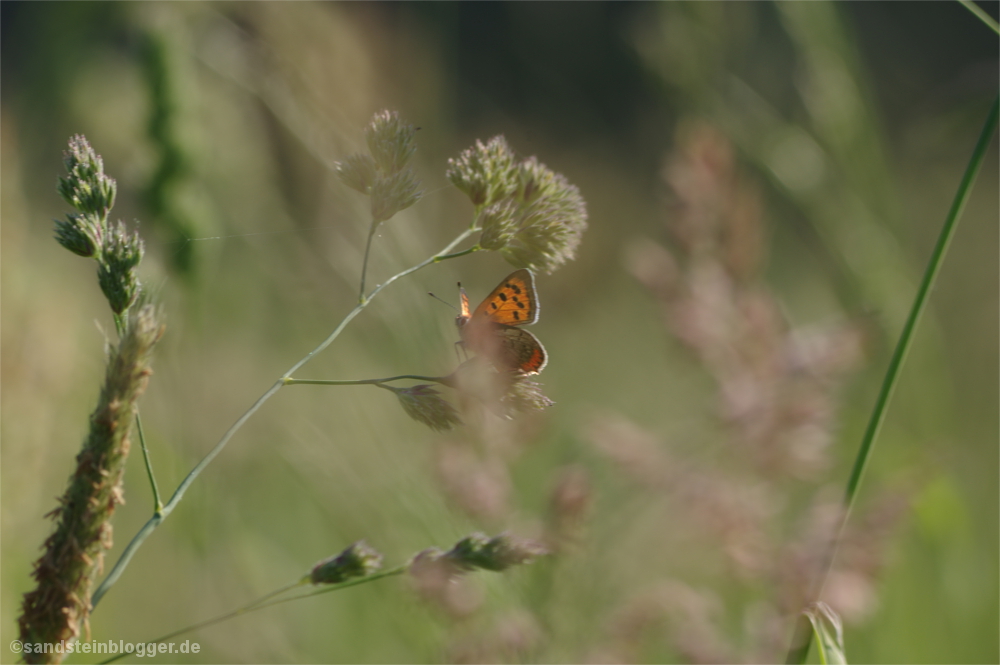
[91, 226, 480, 608]
[359, 221, 380, 303]
[97, 567, 407, 664]
[135, 413, 162, 512]
[284, 375, 449, 387]
[959, 0, 1000, 34]
[785, 95, 998, 664]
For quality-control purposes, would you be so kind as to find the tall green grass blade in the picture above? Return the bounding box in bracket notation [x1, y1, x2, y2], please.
[959, 0, 1000, 34]
[786, 95, 999, 664]
[843, 95, 997, 510]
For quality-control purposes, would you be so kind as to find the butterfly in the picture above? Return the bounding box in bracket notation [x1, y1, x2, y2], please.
[455, 269, 547, 375]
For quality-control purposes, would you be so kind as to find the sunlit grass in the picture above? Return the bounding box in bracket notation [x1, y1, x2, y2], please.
[2, 2, 996, 663]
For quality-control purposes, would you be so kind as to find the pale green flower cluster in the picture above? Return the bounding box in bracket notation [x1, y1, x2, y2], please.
[309, 541, 384, 585]
[336, 110, 423, 223]
[447, 137, 587, 274]
[387, 384, 464, 432]
[501, 373, 555, 413]
[54, 136, 144, 316]
[412, 532, 548, 574]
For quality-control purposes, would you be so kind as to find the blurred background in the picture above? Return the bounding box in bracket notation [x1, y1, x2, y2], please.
[2, 2, 997, 663]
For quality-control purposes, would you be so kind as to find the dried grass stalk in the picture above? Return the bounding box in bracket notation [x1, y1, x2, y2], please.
[19, 306, 163, 664]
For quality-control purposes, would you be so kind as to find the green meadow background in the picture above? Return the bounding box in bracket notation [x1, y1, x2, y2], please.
[2, 2, 996, 663]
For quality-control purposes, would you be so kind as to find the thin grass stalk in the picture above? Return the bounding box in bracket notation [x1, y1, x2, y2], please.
[284, 375, 449, 387]
[958, 0, 1000, 34]
[135, 413, 162, 511]
[785, 95, 999, 664]
[98, 566, 408, 665]
[91, 225, 479, 608]
[359, 222, 379, 302]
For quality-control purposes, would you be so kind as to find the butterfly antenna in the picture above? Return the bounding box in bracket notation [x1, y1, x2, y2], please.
[427, 292, 458, 312]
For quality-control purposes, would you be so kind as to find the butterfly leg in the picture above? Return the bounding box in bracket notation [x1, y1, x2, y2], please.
[454, 340, 469, 364]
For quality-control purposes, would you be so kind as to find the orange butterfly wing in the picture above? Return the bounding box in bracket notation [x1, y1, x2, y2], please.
[457, 269, 547, 374]
[470, 269, 539, 326]
[497, 326, 547, 374]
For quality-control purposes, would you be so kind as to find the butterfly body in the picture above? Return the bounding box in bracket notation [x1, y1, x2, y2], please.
[456, 269, 547, 374]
